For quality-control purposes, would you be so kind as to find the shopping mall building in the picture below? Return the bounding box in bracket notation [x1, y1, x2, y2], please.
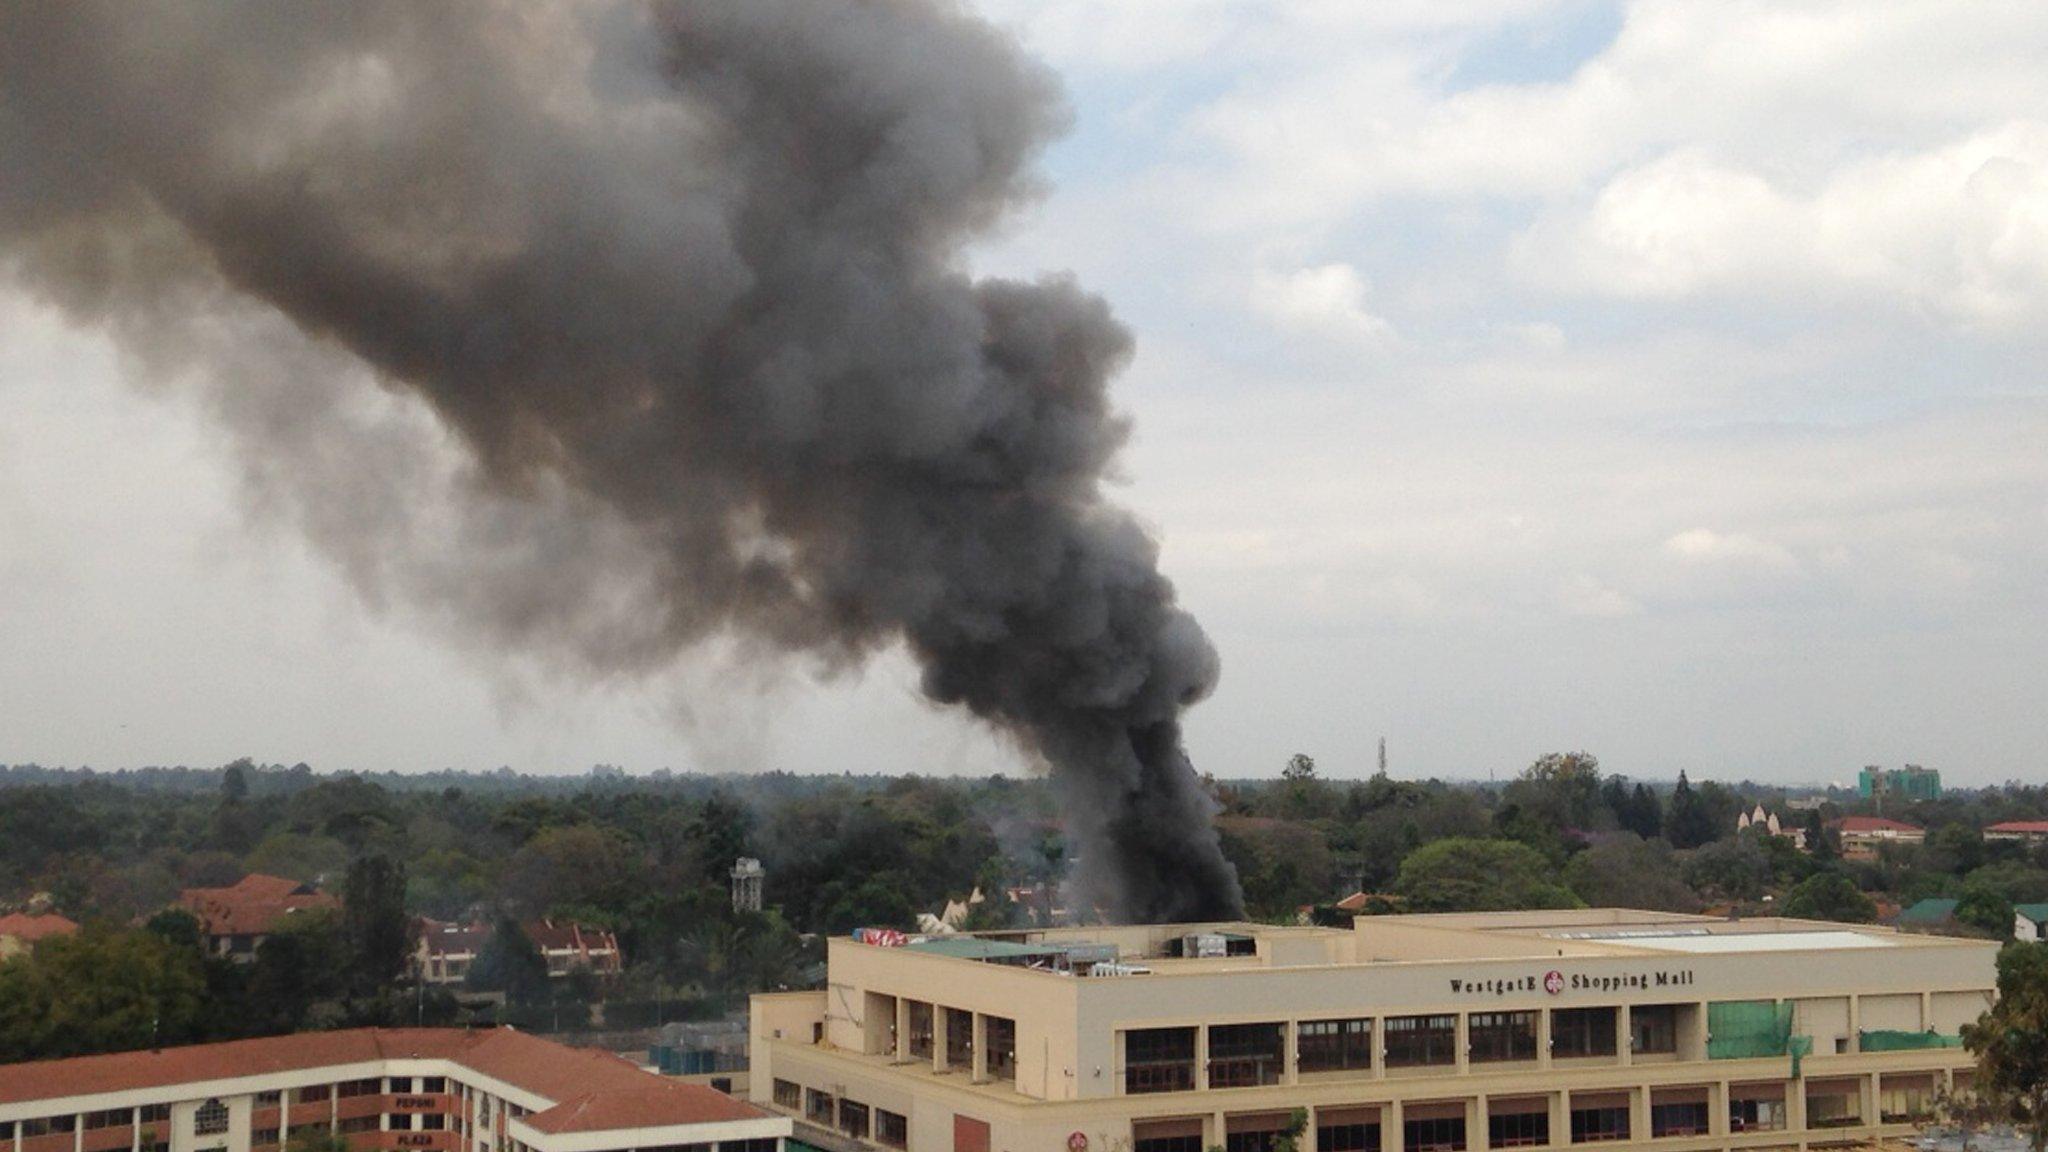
[0, 1027, 789, 1152]
[749, 910, 1997, 1152]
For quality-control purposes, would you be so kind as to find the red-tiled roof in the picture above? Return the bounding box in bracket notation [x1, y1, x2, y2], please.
[1987, 821, 2048, 834]
[0, 913, 79, 942]
[524, 1085, 765, 1134]
[1829, 816, 1923, 834]
[0, 1027, 772, 1123]
[417, 918, 493, 956]
[177, 874, 339, 937]
[525, 920, 618, 953]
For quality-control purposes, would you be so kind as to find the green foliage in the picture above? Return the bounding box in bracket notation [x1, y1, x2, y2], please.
[1782, 871, 1878, 923]
[0, 926, 208, 1061]
[1956, 884, 2017, 938]
[1564, 836, 1699, 912]
[1963, 942, 2048, 1152]
[1665, 771, 1716, 850]
[1505, 752, 1605, 831]
[468, 917, 550, 1006]
[284, 1127, 353, 1152]
[341, 855, 412, 995]
[1394, 838, 1582, 912]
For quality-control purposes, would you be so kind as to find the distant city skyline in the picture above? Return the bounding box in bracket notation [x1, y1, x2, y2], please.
[3, 1, 2045, 785]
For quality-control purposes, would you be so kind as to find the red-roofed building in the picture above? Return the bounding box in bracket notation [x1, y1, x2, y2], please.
[410, 920, 622, 986]
[1828, 816, 1926, 860]
[0, 913, 77, 961]
[176, 874, 341, 962]
[1985, 820, 2048, 844]
[0, 1027, 787, 1152]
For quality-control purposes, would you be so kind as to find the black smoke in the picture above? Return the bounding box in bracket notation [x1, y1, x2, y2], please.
[0, 1, 1243, 922]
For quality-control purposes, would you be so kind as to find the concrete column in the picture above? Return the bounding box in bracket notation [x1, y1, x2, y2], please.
[72, 1113, 82, 1152]
[1862, 1072, 1880, 1128]
[1195, 1025, 1210, 1092]
[1537, 1009, 1553, 1070]
[1284, 1019, 1299, 1086]
[1469, 1095, 1488, 1152]
[1630, 1087, 1649, 1145]
[1787, 1080, 1807, 1136]
[1210, 1112, 1226, 1152]
[1372, 1017, 1386, 1079]
[1456, 1013, 1471, 1074]
[1381, 1100, 1402, 1152]
[931, 1007, 947, 1073]
[893, 998, 910, 1063]
[1920, 991, 1934, 1031]
[971, 1013, 988, 1083]
[1547, 1092, 1568, 1149]
[1848, 996, 1862, 1055]
[1709, 1081, 1729, 1138]
[130, 1108, 140, 1152]
[1617, 1006, 1633, 1067]
[330, 1086, 338, 1133]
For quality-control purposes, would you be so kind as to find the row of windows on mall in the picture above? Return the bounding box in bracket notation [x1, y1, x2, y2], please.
[772, 1081, 909, 1150]
[1127, 1074, 1952, 1152]
[1125, 1007, 1670, 1093]
[890, 1000, 1018, 1082]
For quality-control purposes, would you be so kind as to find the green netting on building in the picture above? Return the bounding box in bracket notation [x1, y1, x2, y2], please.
[1707, 1000, 1815, 1073]
[1707, 1000, 1796, 1059]
[1860, 1029, 1964, 1051]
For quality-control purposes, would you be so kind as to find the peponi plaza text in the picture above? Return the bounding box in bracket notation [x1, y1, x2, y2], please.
[0, 1028, 789, 1152]
[748, 910, 1998, 1152]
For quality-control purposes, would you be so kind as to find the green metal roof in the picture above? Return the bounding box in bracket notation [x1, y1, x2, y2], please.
[2015, 903, 2048, 922]
[1896, 897, 1959, 924]
[904, 937, 1062, 960]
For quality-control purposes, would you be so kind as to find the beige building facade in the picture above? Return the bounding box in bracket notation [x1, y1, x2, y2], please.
[750, 910, 1996, 1152]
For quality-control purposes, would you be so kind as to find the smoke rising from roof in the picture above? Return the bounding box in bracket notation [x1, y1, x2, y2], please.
[0, 1, 1242, 921]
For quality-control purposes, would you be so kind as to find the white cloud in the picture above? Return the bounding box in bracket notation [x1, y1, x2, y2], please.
[1248, 263, 1395, 346]
[1662, 529, 1801, 572]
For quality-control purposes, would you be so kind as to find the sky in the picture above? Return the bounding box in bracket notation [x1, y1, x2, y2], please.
[3, 0, 2046, 785]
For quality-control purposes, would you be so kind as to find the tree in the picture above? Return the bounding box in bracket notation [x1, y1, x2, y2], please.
[1805, 810, 1836, 862]
[1283, 754, 1317, 782]
[284, 1128, 353, 1152]
[1666, 772, 1716, 849]
[1393, 839, 1583, 912]
[0, 927, 209, 1061]
[1956, 885, 2017, 939]
[1781, 872, 1877, 923]
[1963, 941, 2048, 1151]
[341, 855, 412, 996]
[1564, 836, 1699, 912]
[1684, 838, 1774, 902]
[1625, 783, 1664, 840]
[1505, 752, 1605, 831]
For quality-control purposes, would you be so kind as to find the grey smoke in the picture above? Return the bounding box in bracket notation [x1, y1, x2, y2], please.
[0, 0, 1242, 923]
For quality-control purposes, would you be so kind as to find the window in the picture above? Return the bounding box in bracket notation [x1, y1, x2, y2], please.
[805, 1089, 835, 1125]
[1404, 1115, 1466, 1152]
[0, 1125, 13, 1142]
[838, 1100, 870, 1139]
[140, 1106, 170, 1125]
[1125, 1027, 1197, 1094]
[295, 1087, 330, 1105]
[1570, 1106, 1630, 1143]
[1207, 1022, 1284, 1088]
[945, 1009, 974, 1069]
[1489, 1110, 1548, 1148]
[387, 1078, 414, 1093]
[1298, 1018, 1373, 1073]
[1651, 1101, 1708, 1138]
[421, 1116, 445, 1132]
[1384, 1015, 1458, 1068]
[1552, 1008, 1618, 1058]
[1881, 1076, 1938, 1122]
[772, 1080, 801, 1110]
[421, 1078, 446, 1094]
[875, 1109, 909, 1149]
[906, 1000, 935, 1060]
[985, 1015, 1017, 1082]
[339, 1078, 381, 1098]
[253, 1130, 280, 1147]
[85, 1110, 132, 1130]
[196, 1100, 230, 1136]
[1225, 1128, 1283, 1152]
[1317, 1119, 1379, 1152]
[1469, 1011, 1538, 1063]
[256, 1092, 283, 1107]
[1631, 1005, 1679, 1055]
[389, 1115, 415, 1131]
[1806, 1085, 1862, 1128]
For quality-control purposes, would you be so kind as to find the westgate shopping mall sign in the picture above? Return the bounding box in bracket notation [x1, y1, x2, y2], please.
[1448, 968, 1696, 996]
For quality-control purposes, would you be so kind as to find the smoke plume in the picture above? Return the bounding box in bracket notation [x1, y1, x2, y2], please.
[0, 1, 1243, 922]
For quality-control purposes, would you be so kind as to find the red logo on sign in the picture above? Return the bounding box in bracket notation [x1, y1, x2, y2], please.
[1068, 1133, 1089, 1152]
[1544, 970, 1565, 995]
